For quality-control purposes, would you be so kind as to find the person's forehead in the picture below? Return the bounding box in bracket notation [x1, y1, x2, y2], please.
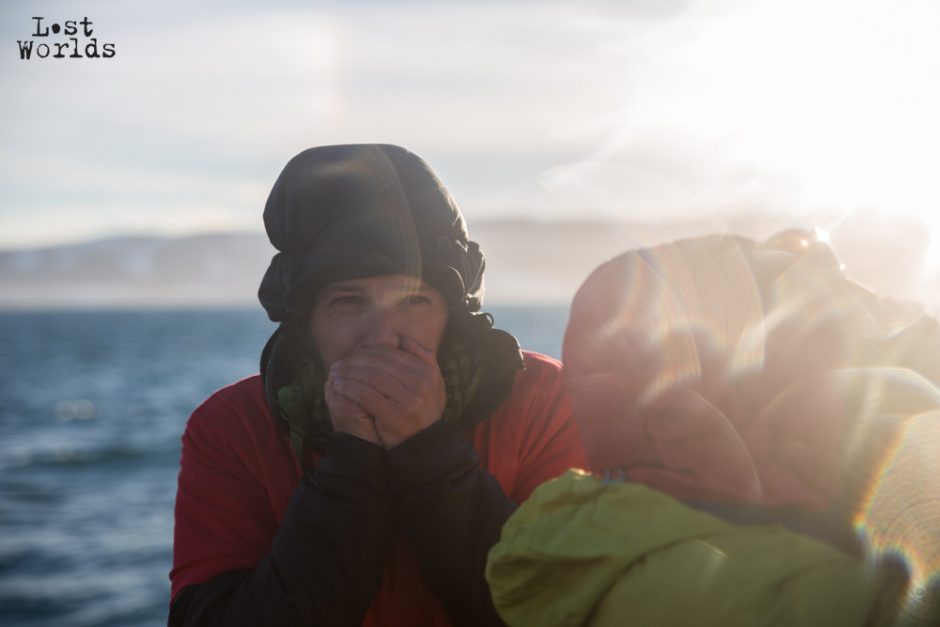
[320, 274, 434, 294]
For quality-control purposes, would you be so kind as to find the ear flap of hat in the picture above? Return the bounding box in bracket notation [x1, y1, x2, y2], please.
[422, 264, 466, 310]
[463, 240, 485, 311]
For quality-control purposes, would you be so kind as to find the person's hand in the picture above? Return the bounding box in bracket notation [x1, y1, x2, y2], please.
[324, 370, 383, 446]
[328, 337, 446, 449]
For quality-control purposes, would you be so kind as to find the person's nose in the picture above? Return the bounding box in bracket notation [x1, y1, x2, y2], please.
[361, 305, 401, 348]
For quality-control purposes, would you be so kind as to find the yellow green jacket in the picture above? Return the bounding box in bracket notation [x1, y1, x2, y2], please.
[487, 470, 903, 627]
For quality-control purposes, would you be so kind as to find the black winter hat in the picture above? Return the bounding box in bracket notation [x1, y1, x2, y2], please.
[258, 144, 486, 321]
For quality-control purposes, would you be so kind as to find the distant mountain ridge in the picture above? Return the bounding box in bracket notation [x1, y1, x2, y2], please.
[2, 217, 936, 312]
[0, 232, 274, 308]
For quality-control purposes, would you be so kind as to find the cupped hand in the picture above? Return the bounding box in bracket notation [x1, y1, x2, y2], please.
[324, 370, 383, 446]
[328, 337, 446, 449]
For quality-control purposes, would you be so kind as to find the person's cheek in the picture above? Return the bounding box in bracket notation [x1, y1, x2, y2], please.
[418, 325, 443, 354]
[432, 316, 448, 352]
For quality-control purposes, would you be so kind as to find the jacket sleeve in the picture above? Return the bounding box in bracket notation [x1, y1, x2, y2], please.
[384, 356, 588, 627]
[169, 412, 391, 627]
[386, 418, 514, 627]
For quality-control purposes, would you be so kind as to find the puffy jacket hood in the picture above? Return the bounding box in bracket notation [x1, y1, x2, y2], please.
[563, 232, 940, 510]
[258, 144, 485, 321]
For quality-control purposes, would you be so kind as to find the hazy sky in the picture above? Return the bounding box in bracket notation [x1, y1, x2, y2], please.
[3, 0, 940, 249]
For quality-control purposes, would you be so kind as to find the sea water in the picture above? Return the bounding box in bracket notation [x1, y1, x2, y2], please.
[0, 306, 568, 627]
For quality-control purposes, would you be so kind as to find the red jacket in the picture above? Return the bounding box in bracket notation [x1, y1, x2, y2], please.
[171, 350, 587, 626]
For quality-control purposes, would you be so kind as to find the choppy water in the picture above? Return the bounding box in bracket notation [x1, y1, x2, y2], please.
[0, 306, 568, 627]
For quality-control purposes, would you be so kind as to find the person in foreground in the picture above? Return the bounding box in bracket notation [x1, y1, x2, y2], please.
[168, 144, 587, 627]
[487, 231, 940, 626]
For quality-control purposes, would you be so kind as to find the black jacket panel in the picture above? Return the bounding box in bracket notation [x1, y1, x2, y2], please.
[387, 419, 515, 627]
[169, 433, 390, 627]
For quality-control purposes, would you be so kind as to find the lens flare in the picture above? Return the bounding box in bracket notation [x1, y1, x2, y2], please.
[853, 410, 940, 619]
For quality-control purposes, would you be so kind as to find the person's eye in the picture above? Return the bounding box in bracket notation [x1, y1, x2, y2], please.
[402, 294, 431, 306]
[330, 295, 365, 308]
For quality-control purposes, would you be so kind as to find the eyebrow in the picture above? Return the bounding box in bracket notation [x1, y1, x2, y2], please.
[397, 282, 432, 293]
[321, 283, 367, 295]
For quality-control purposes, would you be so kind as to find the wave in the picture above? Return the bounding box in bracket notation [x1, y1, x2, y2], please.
[2, 442, 176, 471]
